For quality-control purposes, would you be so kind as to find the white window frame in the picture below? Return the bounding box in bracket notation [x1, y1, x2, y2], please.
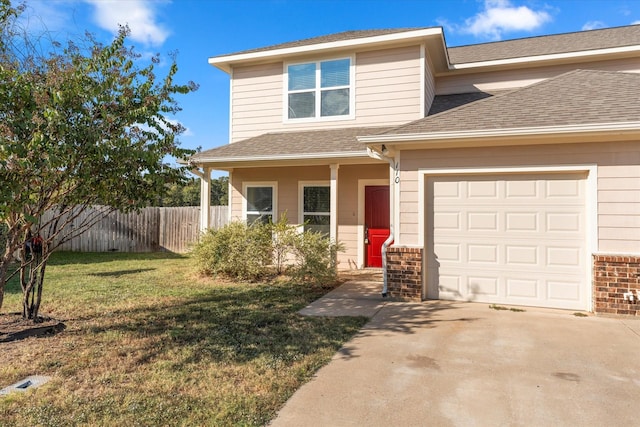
[242, 181, 278, 224]
[298, 181, 331, 233]
[283, 56, 355, 123]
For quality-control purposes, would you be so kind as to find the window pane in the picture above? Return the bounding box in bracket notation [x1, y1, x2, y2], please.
[321, 59, 349, 88]
[321, 89, 349, 117]
[304, 215, 330, 235]
[247, 214, 272, 225]
[247, 187, 272, 212]
[288, 63, 316, 90]
[288, 92, 315, 118]
[304, 186, 330, 213]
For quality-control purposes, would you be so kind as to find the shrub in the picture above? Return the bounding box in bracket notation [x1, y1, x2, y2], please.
[192, 221, 272, 281]
[192, 217, 344, 285]
[288, 230, 344, 286]
[271, 213, 298, 275]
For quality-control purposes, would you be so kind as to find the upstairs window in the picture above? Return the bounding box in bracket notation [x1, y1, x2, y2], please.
[286, 58, 352, 120]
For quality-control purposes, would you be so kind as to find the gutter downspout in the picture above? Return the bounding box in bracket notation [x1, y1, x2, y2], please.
[366, 146, 396, 298]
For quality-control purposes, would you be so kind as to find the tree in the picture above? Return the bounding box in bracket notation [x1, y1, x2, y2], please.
[0, 1, 197, 320]
[158, 176, 228, 207]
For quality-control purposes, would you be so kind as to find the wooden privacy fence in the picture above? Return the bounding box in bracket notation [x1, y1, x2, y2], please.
[48, 206, 228, 253]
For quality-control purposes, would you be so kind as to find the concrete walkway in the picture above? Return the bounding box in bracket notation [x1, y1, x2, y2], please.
[271, 281, 640, 426]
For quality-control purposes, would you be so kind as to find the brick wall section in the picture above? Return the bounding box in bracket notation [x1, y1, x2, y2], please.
[386, 247, 423, 300]
[593, 254, 640, 316]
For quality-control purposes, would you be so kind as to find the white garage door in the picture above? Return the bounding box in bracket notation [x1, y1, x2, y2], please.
[426, 172, 588, 310]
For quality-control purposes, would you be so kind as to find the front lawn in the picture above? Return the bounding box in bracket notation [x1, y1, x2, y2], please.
[0, 252, 367, 426]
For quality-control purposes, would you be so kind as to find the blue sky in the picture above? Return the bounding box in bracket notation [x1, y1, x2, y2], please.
[17, 0, 640, 164]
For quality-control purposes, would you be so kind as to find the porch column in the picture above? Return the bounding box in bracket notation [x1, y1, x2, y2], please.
[330, 164, 339, 242]
[200, 167, 211, 231]
[227, 169, 233, 222]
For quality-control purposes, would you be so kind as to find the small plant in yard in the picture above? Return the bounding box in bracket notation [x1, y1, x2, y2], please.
[489, 304, 526, 312]
[573, 312, 589, 317]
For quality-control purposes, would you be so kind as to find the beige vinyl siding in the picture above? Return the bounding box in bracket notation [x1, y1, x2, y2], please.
[229, 45, 423, 142]
[231, 63, 283, 142]
[598, 165, 640, 252]
[436, 57, 640, 95]
[355, 45, 422, 125]
[398, 141, 640, 254]
[424, 47, 436, 115]
[230, 163, 388, 268]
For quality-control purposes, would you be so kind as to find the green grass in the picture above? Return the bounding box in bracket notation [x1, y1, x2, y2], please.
[0, 252, 368, 426]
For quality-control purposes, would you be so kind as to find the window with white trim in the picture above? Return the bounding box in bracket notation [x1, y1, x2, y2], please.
[286, 58, 352, 120]
[300, 184, 330, 235]
[244, 184, 276, 224]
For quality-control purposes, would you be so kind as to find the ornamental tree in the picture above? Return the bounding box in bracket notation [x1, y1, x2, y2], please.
[0, 1, 197, 320]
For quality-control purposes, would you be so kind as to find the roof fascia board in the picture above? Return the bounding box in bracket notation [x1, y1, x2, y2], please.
[450, 45, 640, 71]
[209, 28, 444, 73]
[193, 150, 370, 164]
[193, 154, 382, 170]
[359, 122, 640, 144]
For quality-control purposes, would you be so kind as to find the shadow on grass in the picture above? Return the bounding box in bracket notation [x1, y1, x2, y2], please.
[89, 268, 155, 277]
[46, 251, 188, 266]
[76, 281, 368, 368]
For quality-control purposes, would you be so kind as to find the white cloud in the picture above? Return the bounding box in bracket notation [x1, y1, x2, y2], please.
[84, 0, 169, 46]
[464, 0, 552, 40]
[582, 21, 606, 31]
[633, 21, 640, 25]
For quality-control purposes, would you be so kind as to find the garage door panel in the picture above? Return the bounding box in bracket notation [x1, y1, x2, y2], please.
[546, 179, 582, 198]
[547, 281, 582, 303]
[467, 212, 498, 231]
[546, 212, 581, 232]
[467, 180, 498, 198]
[433, 212, 460, 229]
[506, 278, 539, 298]
[426, 173, 588, 310]
[467, 244, 499, 263]
[506, 180, 538, 198]
[506, 212, 539, 232]
[506, 245, 539, 265]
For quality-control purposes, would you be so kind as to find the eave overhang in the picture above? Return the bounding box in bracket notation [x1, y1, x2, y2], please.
[442, 45, 640, 76]
[209, 28, 448, 73]
[188, 150, 383, 170]
[359, 122, 640, 150]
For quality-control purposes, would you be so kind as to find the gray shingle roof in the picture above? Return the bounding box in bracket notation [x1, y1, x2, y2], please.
[213, 25, 640, 66]
[383, 70, 640, 135]
[448, 25, 640, 64]
[215, 28, 427, 57]
[428, 91, 500, 116]
[191, 126, 391, 162]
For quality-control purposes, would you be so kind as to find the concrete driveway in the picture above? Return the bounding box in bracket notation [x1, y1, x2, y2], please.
[270, 281, 640, 426]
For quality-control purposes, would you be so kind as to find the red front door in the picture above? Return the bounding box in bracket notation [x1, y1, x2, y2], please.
[365, 185, 390, 268]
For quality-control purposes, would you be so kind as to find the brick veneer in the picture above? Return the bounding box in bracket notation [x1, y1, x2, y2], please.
[386, 247, 423, 300]
[593, 254, 640, 316]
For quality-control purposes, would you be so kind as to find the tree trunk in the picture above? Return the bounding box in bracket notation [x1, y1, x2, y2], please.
[19, 240, 50, 321]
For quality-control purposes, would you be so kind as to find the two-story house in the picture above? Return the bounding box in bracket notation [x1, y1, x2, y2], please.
[189, 25, 640, 315]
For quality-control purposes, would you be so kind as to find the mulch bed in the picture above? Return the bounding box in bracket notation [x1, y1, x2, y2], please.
[0, 313, 65, 343]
